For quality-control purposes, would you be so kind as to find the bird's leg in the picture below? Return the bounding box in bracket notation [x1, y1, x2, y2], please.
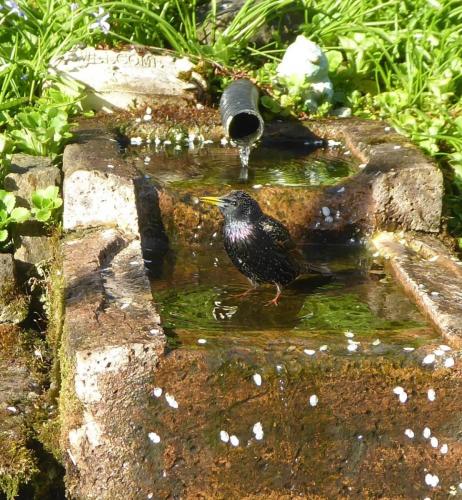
[231, 280, 257, 299]
[265, 284, 282, 307]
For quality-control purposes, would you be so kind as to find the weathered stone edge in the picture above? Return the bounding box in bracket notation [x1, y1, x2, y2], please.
[372, 232, 462, 347]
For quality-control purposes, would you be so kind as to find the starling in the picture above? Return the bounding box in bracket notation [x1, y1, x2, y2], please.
[200, 190, 330, 305]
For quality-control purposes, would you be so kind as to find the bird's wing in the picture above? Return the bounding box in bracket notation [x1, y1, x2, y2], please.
[259, 216, 296, 252]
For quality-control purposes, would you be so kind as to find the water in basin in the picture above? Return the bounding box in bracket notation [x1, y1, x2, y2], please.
[128, 143, 462, 498]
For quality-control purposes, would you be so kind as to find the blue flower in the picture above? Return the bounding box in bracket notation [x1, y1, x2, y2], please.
[89, 7, 110, 34]
[3, 0, 27, 19]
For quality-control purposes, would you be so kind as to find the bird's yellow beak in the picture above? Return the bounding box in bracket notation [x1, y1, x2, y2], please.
[199, 196, 222, 207]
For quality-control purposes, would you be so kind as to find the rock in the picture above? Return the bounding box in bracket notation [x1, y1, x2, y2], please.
[50, 47, 207, 112]
[0, 325, 40, 499]
[301, 118, 444, 234]
[62, 129, 138, 233]
[59, 228, 165, 499]
[4, 154, 60, 209]
[372, 232, 462, 347]
[0, 254, 28, 325]
[0, 253, 15, 284]
[14, 235, 54, 274]
[62, 128, 167, 249]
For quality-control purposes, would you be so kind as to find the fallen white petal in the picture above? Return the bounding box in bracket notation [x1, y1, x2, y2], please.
[425, 473, 439, 487]
[148, 432, 160, 444]
[422, 354, 436, 365]
[440, 443, 448, 454]
[304, 349, 316, 356]
[444, 357, 455, 368]
[347, 343, 358, 352]
[393, 386, 404, 395]
[427, 389, 436, 401]
[344, 331, 355, 338]
[404, 428, 414, 439]
[229, 435, 239, 447]
[399, 391, 408, 403]
[403, 347, 415, 352]
[319, 345, 328, 352]
[152, 387, 163, 398]
[220, 430, 229, 443]
[439, 344, 451, 351]
[309, 394, 319, 407]
[434, 349, 445, 356]
[430, 436, 439, 448]
[372, 339, 381, 346]
[197, 338, 207, 344]
[253, 373, 262, 386]
[252, 422, 264, 440]
[423, 427, 431, 439]
[165, 393, 179, 409]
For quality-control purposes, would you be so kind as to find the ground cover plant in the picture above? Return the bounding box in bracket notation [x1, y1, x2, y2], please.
[0, 0, 461, 245]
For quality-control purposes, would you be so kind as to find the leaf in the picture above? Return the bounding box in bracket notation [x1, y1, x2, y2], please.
[2, 193, 16, 213]
[0, 229, 8, 242]
[10, 207, 31, 223]
[31, 191, 45, 209]
[34, 208, 52, 222]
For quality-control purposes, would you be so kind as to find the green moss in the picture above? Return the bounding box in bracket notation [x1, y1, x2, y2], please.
[0, 430, 38, 500]
[0, 279, 29, 325]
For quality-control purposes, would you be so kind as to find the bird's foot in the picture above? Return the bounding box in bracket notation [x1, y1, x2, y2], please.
[231, 287, 256, 299]
[264, 284, 282, 306]
[264, 296, 280, 307]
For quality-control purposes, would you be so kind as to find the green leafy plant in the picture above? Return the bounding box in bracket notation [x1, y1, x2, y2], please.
[0, 134, 12, 185]
[31, 186, 63, 224]
[9, 106, 72, 157]
[0, 190, 31, 244]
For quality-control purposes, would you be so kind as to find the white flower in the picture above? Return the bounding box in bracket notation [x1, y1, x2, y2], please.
[90, 7, 110, 34]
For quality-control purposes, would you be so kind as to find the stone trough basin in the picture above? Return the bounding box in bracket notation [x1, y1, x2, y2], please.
[57, 113, 462, 498]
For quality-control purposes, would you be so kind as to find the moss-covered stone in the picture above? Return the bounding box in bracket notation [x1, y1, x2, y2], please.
[0, 279, 29, 325]
[0, 428, 38, 500]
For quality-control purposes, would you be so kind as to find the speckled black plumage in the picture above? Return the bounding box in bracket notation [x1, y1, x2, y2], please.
[201, 190, 307, 305]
